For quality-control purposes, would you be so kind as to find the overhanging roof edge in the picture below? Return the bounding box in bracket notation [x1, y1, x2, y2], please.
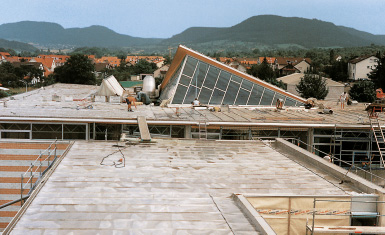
[0, 117, 372, 129]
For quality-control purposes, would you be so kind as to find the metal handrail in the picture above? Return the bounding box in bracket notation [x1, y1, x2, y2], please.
[20, 139, 58, 206]
[283, 137, 385, 184]
[21, 140, 57, 176]
[308, 198, 385, 235]
[0, 196, 29, 210]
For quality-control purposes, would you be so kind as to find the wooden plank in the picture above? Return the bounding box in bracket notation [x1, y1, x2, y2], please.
[137, 116, 151, 141]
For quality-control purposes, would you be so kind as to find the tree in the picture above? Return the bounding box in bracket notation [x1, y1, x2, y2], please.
[0, 90, 8, 98]
[164, 55, 172, 65]
[296, 73, 329, 99]
[369, 53, 385, 90]
[14, 65, 43, 84]
[131, 59, 157, 75]
[54, 54, 96, 84]
[0, 62, 23, 88]
[247, 58, 285, 89]
[0, 73, 20, 88]
[329, 49, 335, 64]
[247, 58, 277, 81]
[349, 80, 376, 102]
[324, 59, 348, 82]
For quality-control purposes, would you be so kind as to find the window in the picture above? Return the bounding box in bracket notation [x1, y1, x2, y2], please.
[216, 71, 231, 90]
[203, 66, 220, 89]
[180, 74, 192, 86]
[184, 86, 200, 104]
[168, 54, 304, 106]
[191, 62, 208, 88]
[248, 85, 264, 105]
[183, 57, 198, 77]
[235, 88, 250, 105]
[241, 79, 253, 91]
[172, 85, 188, 104]
[260, 89, 275, 105]
[199, 87, 213, 104]
[210, 89, 225, 104]
[223, 81, 240, 105]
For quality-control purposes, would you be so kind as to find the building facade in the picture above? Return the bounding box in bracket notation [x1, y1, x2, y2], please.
[348, 55, 378, 80]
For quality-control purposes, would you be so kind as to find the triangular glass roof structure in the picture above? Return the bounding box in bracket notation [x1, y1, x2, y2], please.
[160, 45, 306, 106]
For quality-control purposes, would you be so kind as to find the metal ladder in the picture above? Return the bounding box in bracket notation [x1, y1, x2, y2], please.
[198, 120, 207, 139]
[368, 112, 385, 167]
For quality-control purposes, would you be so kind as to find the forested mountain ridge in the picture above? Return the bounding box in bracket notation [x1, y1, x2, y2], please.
[0, 15, 385, 52]
[0, 21, 163, 48]
[0, 38, 38, 52]
[164, 15, 385, 48]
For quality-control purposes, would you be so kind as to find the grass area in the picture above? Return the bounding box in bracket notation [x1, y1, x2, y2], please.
[1, 86, 39, 97]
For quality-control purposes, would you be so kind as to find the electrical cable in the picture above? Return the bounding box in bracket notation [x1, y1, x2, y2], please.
[100, 143, 127, 168]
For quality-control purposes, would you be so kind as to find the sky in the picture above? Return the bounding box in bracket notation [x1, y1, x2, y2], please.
[1, 0, 384, 38]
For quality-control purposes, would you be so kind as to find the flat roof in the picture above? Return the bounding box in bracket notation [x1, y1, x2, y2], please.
[0, 83, 378, 128]
[278, 73, 344, 87]
[9, 139, 356, 233]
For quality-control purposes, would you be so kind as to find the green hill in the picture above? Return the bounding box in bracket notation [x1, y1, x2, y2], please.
[0, 38, 38, 52]
[164, 15, 385, 48]
[1, 16, 385, 51]
[0, 21, 163, 48]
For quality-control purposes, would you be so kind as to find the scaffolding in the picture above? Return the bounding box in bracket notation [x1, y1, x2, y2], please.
[306, 198, 385, 234]
[368, 111, 385, 167]
[286, 138, 385, 185]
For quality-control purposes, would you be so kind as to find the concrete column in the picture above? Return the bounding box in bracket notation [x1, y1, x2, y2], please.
[376, 191, 385, 226]
[93, 123, 96, 140]
[184, 125, 191, 138]
[307, 128, 314, 152]
[85, 123, 89, 141]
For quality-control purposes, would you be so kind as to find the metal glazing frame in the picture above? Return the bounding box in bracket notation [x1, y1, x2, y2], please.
[0, 122, 88, 140]
[170, 55, 302, 106]
[122, 125, 185, 139]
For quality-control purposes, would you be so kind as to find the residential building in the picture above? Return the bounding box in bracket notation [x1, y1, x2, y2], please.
[126, 56, 165, 68]
[30, 57, 56, 76]
[258, 57, 277, 70]
[94, 56, 121, 67]
[348, 55, 378, 80]
[93, 62, 111, 78]
[279, 63, 301, 76]
[238, 57, 258, 69]
[278, 73, 344, 100]
[0, 52, 11, 61]
[37, 55, 70, 67]
[153, 64, 170, 79]
[10, 61, 45, 84]
[217, 57, 234, 64]
[276, 57, 312, 75]
[3, 56, 31, 63]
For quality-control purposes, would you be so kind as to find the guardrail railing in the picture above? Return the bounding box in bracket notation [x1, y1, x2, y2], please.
[282, 137, 385, 185]
[20, 139, 58, 206]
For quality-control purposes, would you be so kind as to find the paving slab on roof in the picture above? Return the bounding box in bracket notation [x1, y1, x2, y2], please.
[10, 139, 356, 234]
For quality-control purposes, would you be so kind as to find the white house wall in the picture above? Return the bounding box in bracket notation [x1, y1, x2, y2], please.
[349, 56, 378, 80]
[294, 60, 311, 73]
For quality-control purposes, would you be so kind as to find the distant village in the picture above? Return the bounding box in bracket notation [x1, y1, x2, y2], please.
[0, 50, 378, 102]
[0, 51, 377, 80]
[0, 52, 166, 79]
